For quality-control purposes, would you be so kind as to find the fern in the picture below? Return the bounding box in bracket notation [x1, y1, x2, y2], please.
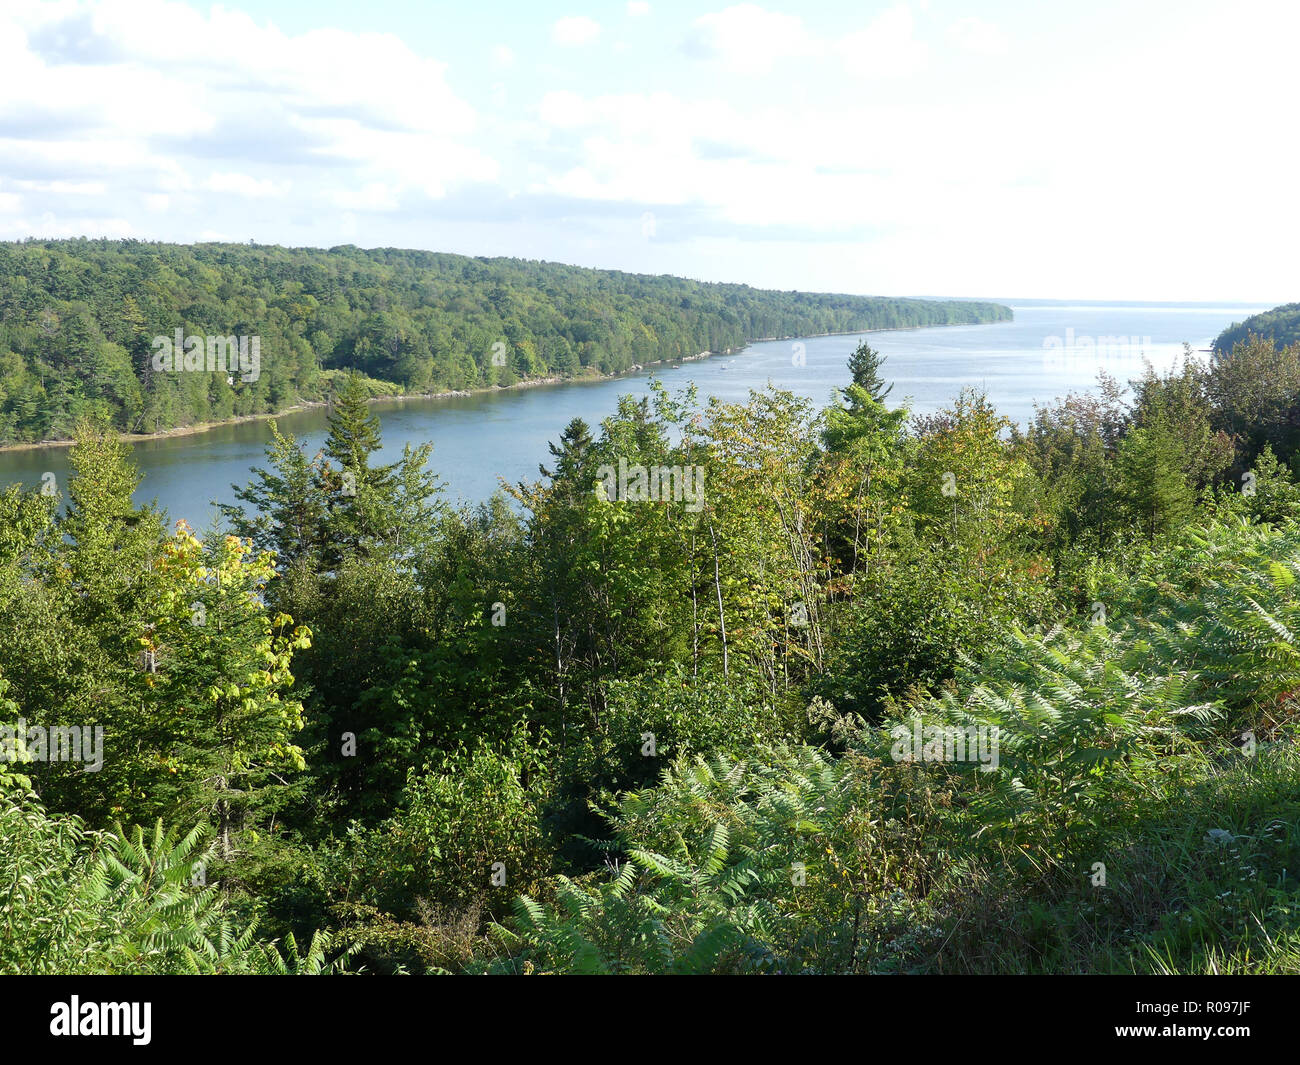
[0, 791, 341, 974]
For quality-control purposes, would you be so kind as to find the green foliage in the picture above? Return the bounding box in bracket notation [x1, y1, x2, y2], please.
[1129, 356, 1235, 491]
[491, 517, 1300, 974]
[1209, 444, 1300, 526]
[484, 754, 798, 974]
[845, 340, 893, 404]
[1014, 378, 1127, 550]
[141, 523, 311, 852]
[0, 239, 1011, 445]
[1115, 522, 1300, 719]
[0, 676, 31, 793]
[822, 538, 1052, 720]
[485, 746, 945, 974]
[316, 371, 446, 566]
[1114, 419, 1196, 538]
[372, 731, 553, 912]
[547, 665, 801, 864]
[329, 731, 553, 970]
[218, 420, 327, 569]
[13, 316, 1300, 978]
[1208, 334, 1300, 461]
[1215, 302, 1300, 354]
[907, 388, 1030, 540]
[880, 625, 1217, 861]
[0, 789, 340, 974]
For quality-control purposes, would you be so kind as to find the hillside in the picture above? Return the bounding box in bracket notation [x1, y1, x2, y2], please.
[1214, 301, 1300, 352]
[0, 239, 1011, 445]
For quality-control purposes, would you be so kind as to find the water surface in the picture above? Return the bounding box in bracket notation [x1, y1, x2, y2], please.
[0, 301, 1269, 526]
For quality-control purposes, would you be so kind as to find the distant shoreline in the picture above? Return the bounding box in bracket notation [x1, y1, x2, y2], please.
[0, 318, 1001, 454]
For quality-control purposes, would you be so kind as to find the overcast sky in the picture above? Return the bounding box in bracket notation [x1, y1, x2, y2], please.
[1, 0, 1294, 302]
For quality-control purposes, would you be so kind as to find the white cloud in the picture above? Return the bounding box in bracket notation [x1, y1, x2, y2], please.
[0, 212, 135, 238]
[0, 0, 1296, 300]
[688, 5, 817, 74]
[538, 90, 592, 129]
[0, 0, 495, 229]
[330, 182, 400, 212]
[207, 173, 290, 199]
[552, 16, 601, 47]
[688, 4, 925, 78]
[13, 179, 107, 196]
[836, 6, 928, 78]
[947, 16, 1008, 56]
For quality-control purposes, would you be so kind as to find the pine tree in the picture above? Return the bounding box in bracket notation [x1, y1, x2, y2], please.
[218, 421, 326, 571]
[57, 417, 165, 672]
[61, 417, 164, 582]
[846, 341, 893, 404]
[539, 417, 595, 503]
[1116, 420, 1195, 538]
[317, 372, 443, 563]
[324, 371, 382, 473]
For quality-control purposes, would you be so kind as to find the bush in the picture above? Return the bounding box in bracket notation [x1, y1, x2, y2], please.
[545, 664, 802, 865]
[0, 788, 336, 974]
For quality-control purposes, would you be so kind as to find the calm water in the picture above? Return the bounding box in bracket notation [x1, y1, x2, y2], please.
[0, 302, 1270, 526]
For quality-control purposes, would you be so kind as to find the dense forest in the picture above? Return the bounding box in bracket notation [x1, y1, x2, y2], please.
[0, 239, 1010, 446]
[1215, 301, 1300, 353]
[5, 320, 1300, 975]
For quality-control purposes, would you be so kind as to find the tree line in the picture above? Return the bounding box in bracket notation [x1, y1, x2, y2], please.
[0, 238, 1010, 445]
[1214, 300, 1300, 353]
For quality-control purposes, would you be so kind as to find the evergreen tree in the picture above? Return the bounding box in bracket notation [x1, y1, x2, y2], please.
[539, 417, 596, 503]
[324, 372, 383, 473]
[820, 348, 908, 587]
[60, 416, 164, 592]
[317, 372, 443, 564]
[846, 341, 893, 404]
[218, 421, 326, 572]
[1115, 420, 1195, 538]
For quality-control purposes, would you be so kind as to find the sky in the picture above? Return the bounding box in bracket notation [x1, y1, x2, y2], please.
[0, 0, 1295, 302]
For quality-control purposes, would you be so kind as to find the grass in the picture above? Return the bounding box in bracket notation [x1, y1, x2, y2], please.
[912, 732, 1300, 974]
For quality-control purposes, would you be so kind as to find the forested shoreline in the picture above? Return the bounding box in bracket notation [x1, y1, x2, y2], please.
[0, 239, 1010, 447]
[5, 320, 1300, 974]
[1216, 301, 1300, 354]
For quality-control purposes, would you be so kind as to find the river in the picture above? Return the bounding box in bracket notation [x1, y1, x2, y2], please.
[0, 300, 1270, 526]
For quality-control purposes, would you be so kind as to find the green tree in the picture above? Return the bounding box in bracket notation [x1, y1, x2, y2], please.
[59, 416, 165, 600]
[820, 354, 908, 588]
[1115, 420, 1195, 539]
[318, 372, 444, 564]
[218, 421, 326, 572]
[846, 340, 893, 404]
[143, 523, 311, 857]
